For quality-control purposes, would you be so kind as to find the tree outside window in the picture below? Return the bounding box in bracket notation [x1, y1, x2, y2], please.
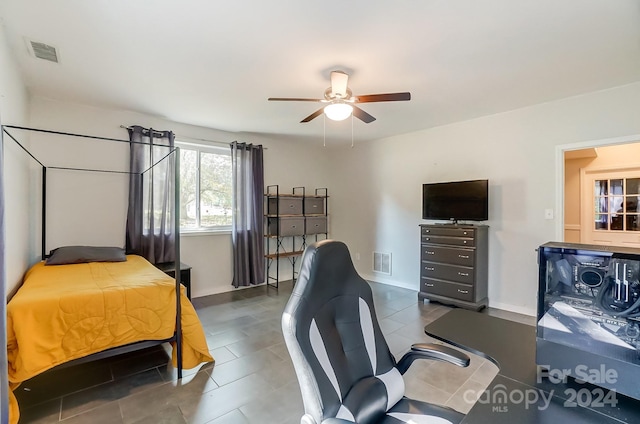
[178, 142, 232, 231]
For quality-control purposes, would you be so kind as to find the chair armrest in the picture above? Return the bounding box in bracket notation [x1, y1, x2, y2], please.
[396, 342, 470, 374]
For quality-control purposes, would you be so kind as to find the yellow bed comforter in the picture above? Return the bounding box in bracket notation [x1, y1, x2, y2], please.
[6, 255, 213, 423]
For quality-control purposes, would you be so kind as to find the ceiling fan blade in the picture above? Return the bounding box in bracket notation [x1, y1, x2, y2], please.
[330, 71, 349, 98]
[352, 105, 376, 123]
[355, 92, 411, 103]
[301, 108, 325, 123]
[268, 97, 322, 102]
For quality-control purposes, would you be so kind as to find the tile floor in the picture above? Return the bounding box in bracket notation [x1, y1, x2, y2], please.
[15, 281, 534, 423]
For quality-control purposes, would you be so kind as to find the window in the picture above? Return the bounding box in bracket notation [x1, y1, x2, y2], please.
[594, 177, 640, 232]
[177, 142, 232, 231]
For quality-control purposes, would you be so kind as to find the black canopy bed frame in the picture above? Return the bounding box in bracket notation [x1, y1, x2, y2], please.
[1, 124, 184, 379]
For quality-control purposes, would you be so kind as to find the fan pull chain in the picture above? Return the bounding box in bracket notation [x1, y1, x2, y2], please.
[323, 114, 326, 147]
[351, 114, 354, 148]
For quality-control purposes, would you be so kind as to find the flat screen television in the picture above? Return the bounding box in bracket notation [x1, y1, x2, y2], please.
[422, 179, 488, 221]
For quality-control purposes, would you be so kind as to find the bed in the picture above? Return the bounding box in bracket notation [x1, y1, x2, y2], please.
[1, 125, 213, 424]
[6, 253, 213, 423]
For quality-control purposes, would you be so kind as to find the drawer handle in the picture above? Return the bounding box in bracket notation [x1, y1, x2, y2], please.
[458, 272, 469, 277]
[463, 231, 468, 235]
[425, 267, 435, 271]
[458, 289, 469, 294]
[458, 254, 469, 259]
[425, 229, 430, 233]
[424, 237, 430, 241]
[463, 240, 468, 244]
[425, 251, 435, 255]
[426, 283, 434, 287]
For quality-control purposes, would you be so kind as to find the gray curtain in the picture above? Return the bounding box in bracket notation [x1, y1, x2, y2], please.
[0, 130, 8, 424]
[231, 141, 265, 287]
[126, 126, 176, 264]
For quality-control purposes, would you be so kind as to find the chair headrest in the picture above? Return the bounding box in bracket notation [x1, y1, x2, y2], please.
[293, 240, 367, 306]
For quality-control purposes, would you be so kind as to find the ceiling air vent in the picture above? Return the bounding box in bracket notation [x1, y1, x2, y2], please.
[27, 40, 59, 63]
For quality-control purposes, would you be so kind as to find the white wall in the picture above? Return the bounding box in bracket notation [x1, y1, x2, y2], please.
[28, 97, 332, 298]
[0, 23, 31, 295]
[18, 78, 640, 313]
[329, 82, 640, 316]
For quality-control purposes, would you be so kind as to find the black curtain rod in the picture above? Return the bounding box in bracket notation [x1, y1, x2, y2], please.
[119, 125, 232, 147]
[119, 125, 170, 137]
[119, 124, 269, 150]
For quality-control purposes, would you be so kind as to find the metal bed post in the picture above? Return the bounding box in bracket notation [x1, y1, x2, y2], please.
[1, 126, 9, 424]
[173, 146, 182, 379]
[41, 167, 46, 259]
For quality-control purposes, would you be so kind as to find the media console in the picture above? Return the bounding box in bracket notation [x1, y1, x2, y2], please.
[418, 224, 488, 310]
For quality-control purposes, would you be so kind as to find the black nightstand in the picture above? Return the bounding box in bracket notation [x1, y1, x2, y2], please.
[155, 262, 192, 300]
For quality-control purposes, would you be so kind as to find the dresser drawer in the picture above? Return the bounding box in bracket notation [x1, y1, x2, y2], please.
[421, 278, 474, 302]
[420, 261, 474, 284]
[267, 197, 303, 215]
[421, 226, 475, 238]
[422, 234, 475, 247]
[420, 245, 475, 267]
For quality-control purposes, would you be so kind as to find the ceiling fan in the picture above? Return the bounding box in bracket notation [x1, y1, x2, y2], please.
[268, 71, 411, 124]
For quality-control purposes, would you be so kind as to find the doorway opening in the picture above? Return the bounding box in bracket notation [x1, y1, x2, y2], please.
[557, 135, 640, 246]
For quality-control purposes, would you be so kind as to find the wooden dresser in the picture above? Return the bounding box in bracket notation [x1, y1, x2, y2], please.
[418, 224, 488, 310]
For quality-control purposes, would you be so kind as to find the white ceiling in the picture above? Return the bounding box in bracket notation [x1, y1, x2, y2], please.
[1, 0, 639, 143]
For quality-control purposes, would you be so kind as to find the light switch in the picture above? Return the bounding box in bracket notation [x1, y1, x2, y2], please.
[545, 209, 554, 220]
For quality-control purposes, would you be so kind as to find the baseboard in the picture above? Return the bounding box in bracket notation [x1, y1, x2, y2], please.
[360, 274, 537, 317]
[194, 274, 538, 319]
[488, 300, 536, 317]
[193, 281, 271, 299]
[360, 273, 419, 292]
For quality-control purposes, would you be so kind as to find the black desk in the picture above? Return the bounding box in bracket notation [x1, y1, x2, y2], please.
[425, 309, 640, 423]
[155, 261, 192, 300]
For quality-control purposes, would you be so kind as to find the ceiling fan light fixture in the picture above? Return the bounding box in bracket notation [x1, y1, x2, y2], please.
[324, 103, 353, 121]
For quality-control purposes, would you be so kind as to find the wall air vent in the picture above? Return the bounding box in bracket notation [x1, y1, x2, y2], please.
[27, 40, 59, 63]
[373, 252, 391, 275]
